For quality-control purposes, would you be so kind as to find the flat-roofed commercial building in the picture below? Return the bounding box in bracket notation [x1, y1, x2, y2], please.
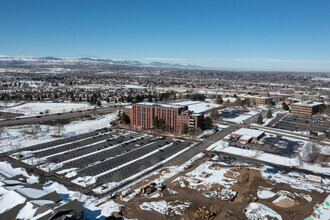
[238, 95, 271, 105]
[122, 102, 203, 133]
[232, 128, 265, 143]
[291, 101, 323, 115]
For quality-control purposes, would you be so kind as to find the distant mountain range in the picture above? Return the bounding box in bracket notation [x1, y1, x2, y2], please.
[78, 57, 202, 69]
[0, 55, 203, 69]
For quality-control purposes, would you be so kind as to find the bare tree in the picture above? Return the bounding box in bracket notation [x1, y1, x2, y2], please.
[54, 124, 65, 137]
[303, 143, 322, 163]
[30, 124, 41, 137]
[210, 109, 219, 121]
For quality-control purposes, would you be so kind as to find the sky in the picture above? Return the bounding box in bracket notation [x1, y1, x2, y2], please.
[1, 0, 330, 72]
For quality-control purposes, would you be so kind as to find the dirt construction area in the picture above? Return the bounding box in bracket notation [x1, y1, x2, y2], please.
[109, 155, 329, 220]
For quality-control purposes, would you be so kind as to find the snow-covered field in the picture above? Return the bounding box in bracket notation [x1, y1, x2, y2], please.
[1, 102, 92, 116]
[0, 111, 118, 153]
[0, 101, 24, 108]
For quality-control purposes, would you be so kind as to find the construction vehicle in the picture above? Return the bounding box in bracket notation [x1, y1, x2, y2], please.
[246, 194, 258, 202]
[194, 208, 215, 219]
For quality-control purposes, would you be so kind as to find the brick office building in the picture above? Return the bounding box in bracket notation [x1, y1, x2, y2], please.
[122, 102, 204, 133]
[291, 101, 323, 115]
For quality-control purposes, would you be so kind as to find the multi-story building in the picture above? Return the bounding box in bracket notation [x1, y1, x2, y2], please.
[237, 95, 271, 105]
[122, 102, 204, 133]
[291, 101, 323, 115]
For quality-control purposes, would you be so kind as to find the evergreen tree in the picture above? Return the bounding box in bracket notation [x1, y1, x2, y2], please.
[147, 94, 152, 102]
[257, 114, 263, 125]
[266, 109, 272, 118]
[204, 116, 213, 127]
[122, 112, 131, 124]
[182, 123, 189, 134]
[38, 174, 45, 185]
[216, 95, 223, 104]
[282, 102, 289, 111]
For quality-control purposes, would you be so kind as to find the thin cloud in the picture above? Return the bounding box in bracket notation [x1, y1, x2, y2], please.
[16, 49, 23, 53]
[207, 57, 329, 64]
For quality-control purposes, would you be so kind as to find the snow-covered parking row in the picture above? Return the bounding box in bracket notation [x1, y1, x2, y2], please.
[72, 141, 175, 187]
[93, 143, 200, 194]
[38, 133, 150, 171]
[22, 131, 133, 166]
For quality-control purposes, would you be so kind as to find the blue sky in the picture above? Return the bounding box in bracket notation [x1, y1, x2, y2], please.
[1, 0, 330, 72]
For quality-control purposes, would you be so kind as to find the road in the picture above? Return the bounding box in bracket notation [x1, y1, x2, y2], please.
[0, 106, 118, 127]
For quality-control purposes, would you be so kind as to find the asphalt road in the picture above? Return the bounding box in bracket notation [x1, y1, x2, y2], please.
[0, 106, 118, 127]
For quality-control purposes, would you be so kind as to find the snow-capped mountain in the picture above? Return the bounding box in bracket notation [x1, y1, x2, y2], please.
[0, 55, 203, 69]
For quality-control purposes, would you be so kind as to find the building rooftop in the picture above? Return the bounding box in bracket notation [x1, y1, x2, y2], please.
[0, 176, 84, 220]
[134, 102, 185, 109]
[233, 128, 264, 138]
[292, 101, 323, 107]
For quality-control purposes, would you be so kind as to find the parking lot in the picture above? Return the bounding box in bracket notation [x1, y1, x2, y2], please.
[227, 134, 302, 157]
[273, 114, 330, 133]
[10, 128, 193, 189]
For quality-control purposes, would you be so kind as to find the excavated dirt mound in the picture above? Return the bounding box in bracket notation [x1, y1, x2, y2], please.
[273, 198, 298, 208]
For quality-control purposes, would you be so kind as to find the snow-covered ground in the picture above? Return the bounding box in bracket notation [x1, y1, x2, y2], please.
[172, 161, 238, 190]
[139, 200, 190, 216]
[245, 203, 282, 220]
[262, 110, 286, 126]
[207, 139, 330, 175]
[219, 108, 261, 124]
[0, 161, 124, 219]
[0, 101, 24, 108]
[0, 111, 118, 153]
[1, 102, 92, 116]
[252, 125, 311, 140]
[307, 194, 330, 220]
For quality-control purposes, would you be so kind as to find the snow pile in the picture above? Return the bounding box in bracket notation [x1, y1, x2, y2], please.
[139, 200, 190, 216]
[206, 140, 229, 151]
[167, 188, 178, 195]
[245, 202, 282, 220]
[56, 168, 79, 179]
[257, 187, 276, 199]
